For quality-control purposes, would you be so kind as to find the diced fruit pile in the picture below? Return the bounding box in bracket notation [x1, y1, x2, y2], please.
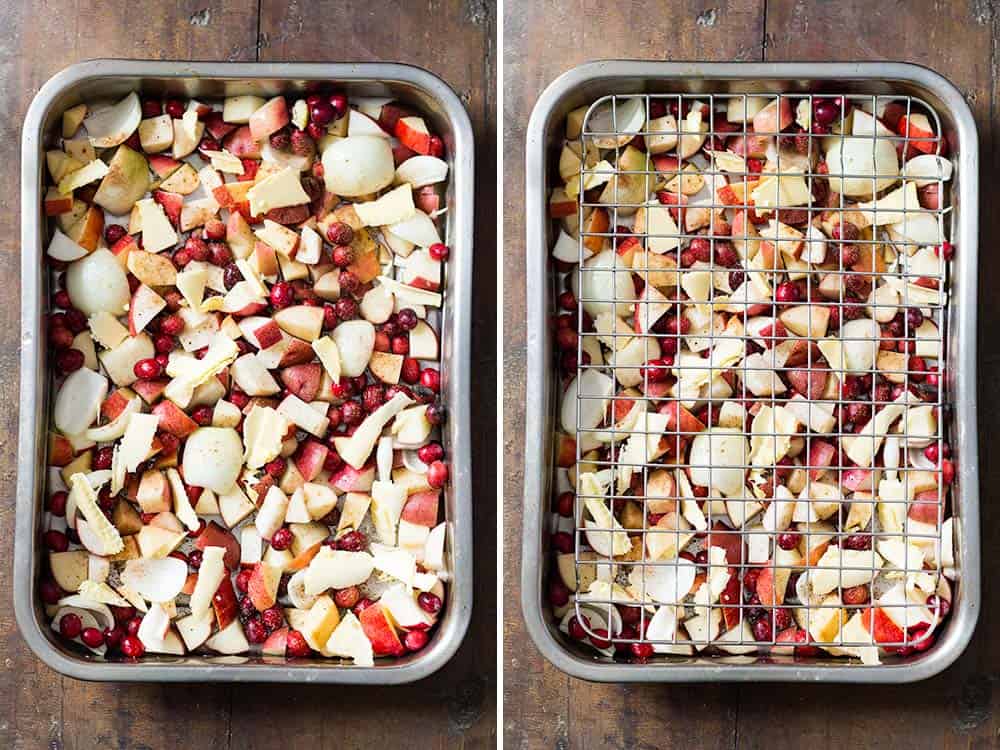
[547, 94, 957, 664]
[42, 88, 454, 663]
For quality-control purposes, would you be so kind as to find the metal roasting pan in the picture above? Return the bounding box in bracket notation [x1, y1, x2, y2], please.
[522, 61, 979, 683]
[16, 60, 474, 683]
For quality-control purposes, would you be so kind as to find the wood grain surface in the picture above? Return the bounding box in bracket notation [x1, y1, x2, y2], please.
[502, 1, 998, 748]
[1, 1, 496, 748]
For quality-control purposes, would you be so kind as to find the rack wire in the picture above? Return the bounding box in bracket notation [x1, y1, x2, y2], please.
[554, 92, 956, 661]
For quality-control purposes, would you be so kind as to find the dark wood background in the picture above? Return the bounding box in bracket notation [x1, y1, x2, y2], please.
[1, 1, 496, 748]
[503, 1, 999, 747]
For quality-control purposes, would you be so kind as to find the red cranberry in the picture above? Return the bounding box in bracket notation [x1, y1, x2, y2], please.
[551, 531, 573, 554]
[341, 400, 364, 426]
[567, 615, 591, 640]
[555, 491, 574, 517]
[629, 642, 654, 661]
[812, 99, 840, 126]
[926, 594, 951, 619]
[235, 568, 253, 594]
[102, 626, 123, 650]
[362, 384, 385, 413]
[204, 219, 226, 241]
[330, 245, 355, 269]
[40, 579, 63, 605]
[64, 308, 87, 335]
[334, 586, 360, 609]
[243, 617, 266, 644]
[404, 629, 429, 652]
[327, 93, 348, 119]
[104, 224, 127, 246]
[58, 612, 83, 641]
[310, 99, 336, 126]
[208, 241, 232, 266]
[588, 628, 612, 650]
[286, 629, 312, 657]
[47, 491, 68, 517]
[56, 348, 85, 373]
[43, 529, 68, 552]
[418, 592, 443, 615]
[269, 281, 294, 309]
[428, 243, 450, 261]
[92, 446, 114, 471]
[338, 271, 360, 296]
[777, 532, 799, 551]
[842, 534, 872, 550]
[270, 527, 293, 551]
[775, 282, 801, 303]
[428, 135, 444, 158]
[269, 128, 291, 150]
[141, 99, 163, 118]
[942, 459, 956, 485]
[185, 549, 203, 570]
[400, 358, 421, 384]
[109, 606, 135, 625]
[396, 309, 419, 332]
[49, 326, 74, 350]
[335, 297, 359, 321]
[337, 530, 367, 552]
[262, 606, 285, 632]
[134, 358, 163, 379]
[184, 235, 209, 262]
[421, 368, 441, 392]
[326, 222, 355, 247]
[80, 627, 104, 648]
[165, 99, 185, 118]
[265, 457, 287, 478]
[752, 617, 773, 642]
[936, 241, 955, 260]
[290, 128, 315, 156]
[909, 356, 927, 382]
[120, 634, 145, 658]
[427, 460, 449, 489]
[386, 335, 406, 356]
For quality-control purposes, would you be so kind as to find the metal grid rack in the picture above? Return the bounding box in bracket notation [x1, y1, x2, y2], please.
[560, 91, 954, 659]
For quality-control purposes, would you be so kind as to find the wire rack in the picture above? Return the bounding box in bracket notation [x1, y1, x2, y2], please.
[556, 92, 955, 661]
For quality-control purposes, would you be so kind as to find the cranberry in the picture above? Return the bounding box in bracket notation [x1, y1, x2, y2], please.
[777, 532, 800, 551]
[152, 334, 175, 354]
[334, 586, 360, 609]
[327, 93, 348, 119]
[421, 368, 441, 392]
[906, 307, 924, 329]
[630, 642, 654, 662]
[330, 245, 355, 269]
[909, 356, 927, 381]
[400, 358, 421, 384]
[104, 224, 127, 246]
[208, 241, 232, 266]
[936, 241, 955, 260]
[812, 99, 840, 126]
[235, 568, 252, 593]
[40, 579, 63, 605]
[323, 449, 344, 473]
[165, 99, 185, 118]
[842, 585, 870, 606]
[841, 534, 872, 550]
[743, 567, 760, 593]
[337, 530, 367, 552]
[361, 384, 384, 413]
[404, 629, 429, 652]
[47, 491, 68, 517]
[428, 242, 450, 261]
[59, 612, 82, 639]
[141, 99, 163, 118]
[427, 460, 449, 489]
[262, 606, 285, 632]
[185, 235, 209, 262]
[49, 326, 74, 350]
[268, 281, 293, 309]
[120, 634, 145, 658]
[567, 615, 591, 640]
[352, 598, 375, 616]
[326, 222, 354, 247]
[339, 271, 360, 296]
[52, 290, 71, 310]
[43, 529, 68, 552]
[335, 297, 359, 321]
[111, 606, 135, 625]
[187, 406, 211, 427]
[752, 617, 773, 642]
[269, 129, 291, 150]
[204, 219, 226, 241]
[551, 531, 573, 555]
[418, 592, 443, 615]
[588, 628, 612, 650]
[775, 282, 801, 303]
[80, 627, 104, 648]
[102, 626, 123, 650]
[927, 594, 951, 619]
[187, 549, 204, 570]
[92, 446, 114, 471]
[310, 99, 336, 126]
[270, 527, 293, 551]
[642, 358, 671, 383]
[56, 348, 85, 373]
[341, 400, 364, 426]
[555, 491, 574, 517]
[330, 377, 355, 400]
[238, 596, 257, 620]
[386, 335, 407, 356]
[774, 608, 793, 632]
[395, 310, 420, 334]
[286, 630, 312, 657]
[942, 459, 956, 485]
[134, 358, 163, 379]
[428, 135, 444, 158]
[221, 263, 243, 291]
[242, 617, 266, 644]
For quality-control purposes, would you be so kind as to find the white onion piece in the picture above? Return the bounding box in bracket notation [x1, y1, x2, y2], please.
[586, 96, 645, 149]
[901, 154, 953, 187]
[322, 136, 395, 196]
[395, 155, 448, 187]
[629, 558, 696, 604]
[572, 248, 636, 318]
[121, 558, 189, 603]
[181, 427, 244, 493]
[66, 249, 131, 316]
[841, 318, 880, 372]
[56, 594, 114, 629]
[84, 397, 140, 442]
[560, 369, 614, 434]
[84, 92, 141, 148]
[825, 137, 899, 196]
[54, 367, 108, 436]
[688, 429, 750, 497]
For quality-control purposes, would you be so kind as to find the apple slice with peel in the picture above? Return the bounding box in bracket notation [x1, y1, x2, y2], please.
[359, 602, 404, 656]
[249, 96, 289, 142]
[84, 92, 141, 148]
[325, 611, 375, 666]
[121, 557, 188, 603]
[136, 470, 171, 513]
[381, 583, 434, 628]
[248, 562, 283, 611]
[274, 305, 324, 342]
[206, 618, 250, 655]
[231, 353, 281, 396]
[304, 547, 375, 595]
[94, 145, 150, 214]
[331, 320, 376, 377]
[54, 367, 108, 435]
[49, 550, 90, 592]
[301, 594, 342, 652]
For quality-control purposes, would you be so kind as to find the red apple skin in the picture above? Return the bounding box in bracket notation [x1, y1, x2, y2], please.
[265, 204, 311, 226]
[392, 143, 418, 167]
[787, 365, 828, 400]
[400, 490, 440, 528]
[249, 97, 289, 142]
[756, 564, 784, 607]
[254, 241, 280, 277]
[330, 463, 376, 493]
[378, 103, 411, 134]
[414, 185, 441, 216]
[554, 434, 576, 468]
[359, 603, 405, 656]
[204, 112, 238, 141]
[45, 191, 74, 216]
[280, 363, 322, 402]
[394, 117, 432, 155]
[148, 154, 182, 179]
[720, 574, 742, 631]
[262, 626, 289, 655]
[213, 185, 234, 209]
[152, 189, 183, 227]
[152, 400, 199, 438]
[223, 126, 263, 159]
[862, 607, 905, 643]
[212, 575, 238, 630]
[247, 562, 279, 611]
[897, 114, 938, 155]
[286, 541, 323, 572]
[101, 389, 133, 421]
[752, 98, 793, 135]
[132, 378, 169, 404]
[707, 523, 744, 566]
[231, 300, 269, 318]
[807, 439, 836, 480]
[408, 276, 441, 293]
[842, 468, 874, 493]
[48, 433, 75, 466]
[908, 490, 942, 524]
[294, 440, 329, 482]
[659, 401, 706, 434]
[196, 521, 241, 570]
[181, 571, 198, 596]
[253, 320, 283, 350]
[278, 339, 316, 367]
[72, 206, 104, 252]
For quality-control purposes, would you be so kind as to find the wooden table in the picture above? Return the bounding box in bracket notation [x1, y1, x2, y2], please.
[1, 2, 496, 747]
[503, 1, 999, 747]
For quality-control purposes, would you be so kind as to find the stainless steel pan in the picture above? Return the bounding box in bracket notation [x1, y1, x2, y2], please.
[17, 59, 474, 683]
[522, 61, 979, 682]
